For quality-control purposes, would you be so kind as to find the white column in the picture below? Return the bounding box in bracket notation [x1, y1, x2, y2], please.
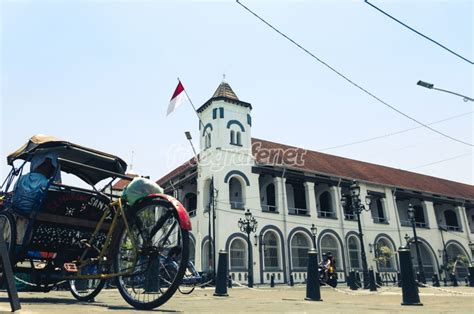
[274, 177, 288, 214]
[330, 186, 341, 219]
[304, 182, 316, 216]
[423, 201, 437, 229]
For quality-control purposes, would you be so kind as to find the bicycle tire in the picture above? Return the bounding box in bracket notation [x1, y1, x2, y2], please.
[114, 199, 189, 310]
[178, 284, 195, 295]
[69, 278, 106, 302]
[0, 212, 16, 288]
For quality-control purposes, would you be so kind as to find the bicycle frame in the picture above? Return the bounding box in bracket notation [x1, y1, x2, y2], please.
[63, 198, 138, 281]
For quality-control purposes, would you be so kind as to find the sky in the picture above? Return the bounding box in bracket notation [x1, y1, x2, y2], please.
[1, 0, 473, 187]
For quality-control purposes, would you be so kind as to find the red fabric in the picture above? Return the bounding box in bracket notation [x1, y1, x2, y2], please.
[170, 81, 185, 100]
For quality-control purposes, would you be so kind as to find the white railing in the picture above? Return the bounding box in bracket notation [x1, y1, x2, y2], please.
[230, 201, 245, 210]
[439, 224, 462, 232]
[400, 220, 428, 228]
[261, 204, 278, 213]
[318, 210, 337, 219]
[372, 216, 388, 224]
[289, 207, 309, 216]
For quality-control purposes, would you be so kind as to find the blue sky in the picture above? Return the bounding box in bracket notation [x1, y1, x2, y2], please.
[1, 0, 473, 186]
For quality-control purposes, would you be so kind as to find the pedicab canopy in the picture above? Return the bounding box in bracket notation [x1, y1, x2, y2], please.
[7, 134, 128, 185]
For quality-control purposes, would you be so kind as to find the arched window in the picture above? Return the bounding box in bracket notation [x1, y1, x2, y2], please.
[230, 130, 235, 144]
[291, 233, 310, 270]
[410, 241, 436, 279]
[229, 177, 244, 209]
[263, 232, 280, 270]
[230, 238, 247, 270]
[413, 205, 426, 225]
[375, 238, 396, 271]
[446, 244, 469, 278]
[320, 234, 342, 269]
[265, 183, 276, 212]
[348, 236, 361, 270]
[205, 133, 212, 149]
[318, 191, 334, 218]
[202, 240, 211, 272]
[444, 210, 459, 228]
[236, 132, 242, 146]
[184, 193, 197, 217]
[189, 237, 196, 264]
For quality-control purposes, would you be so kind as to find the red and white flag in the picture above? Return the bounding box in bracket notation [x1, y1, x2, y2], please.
[167, 81, 188, 116]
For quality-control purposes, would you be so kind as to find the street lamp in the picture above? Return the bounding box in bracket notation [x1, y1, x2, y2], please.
[407, 204, 426, 284]
[341, 180, 371, 288]
[238, 209, 258, 288]
[417, 80, 474, 102]
[310, 224, 317, 250]
[438, 225, 450, 285]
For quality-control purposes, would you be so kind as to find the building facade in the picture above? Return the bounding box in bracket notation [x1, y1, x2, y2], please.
[148, 81, 474, 284]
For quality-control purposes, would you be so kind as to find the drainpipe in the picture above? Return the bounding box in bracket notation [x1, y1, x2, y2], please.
[281, 165, 289, 283]
[392, 188, 403, 245]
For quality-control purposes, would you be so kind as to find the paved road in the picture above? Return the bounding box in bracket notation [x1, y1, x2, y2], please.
[1, 285, 474, 313]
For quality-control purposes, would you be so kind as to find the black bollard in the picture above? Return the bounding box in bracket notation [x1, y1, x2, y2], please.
[214, 250, 229, 297]
[398, 247, 423, 306]
[451, 273, 458, 287]
[289, 274, 294, 287]
[270, 274, 275, 288]
[349, 271, 358, 290]
[356, 271, 362, 288]
[228, 275, 233, 289]
[376, 272, 383, 287]
[305, 249, 322, 301]
[145, 258, 160, 292]
[432, 274, 440, 287]
[469, 267, 474, 287]
[369, 269, 377, 292]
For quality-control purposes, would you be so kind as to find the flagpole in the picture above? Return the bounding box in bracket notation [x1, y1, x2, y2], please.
[177, 77, 206, 131]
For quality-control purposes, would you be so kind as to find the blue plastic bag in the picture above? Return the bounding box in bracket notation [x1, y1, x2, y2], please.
[12, 173, 49, 215]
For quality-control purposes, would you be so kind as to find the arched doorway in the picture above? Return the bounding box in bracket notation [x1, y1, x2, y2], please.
[229, 238, 247, 271]
[229, 177, 244, 210]
[446, 243, 469, 279]
[263, 231, 281, 271]
[290, 233, 311, 271]
[410, 241, 437, 279]
[320, 233, 342, 269]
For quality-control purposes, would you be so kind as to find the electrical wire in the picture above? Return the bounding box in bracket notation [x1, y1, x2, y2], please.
[408, 152, 472, 171]
[319, 111, 474, 151]
[235, 0, 473, 147]
[364, 0, 473, 65]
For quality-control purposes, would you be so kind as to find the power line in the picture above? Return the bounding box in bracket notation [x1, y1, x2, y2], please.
[235, 1, 473, 148]
[320, 111, 474, 151]
[364, 0, 473, 65]
[408, 152, 472, 171]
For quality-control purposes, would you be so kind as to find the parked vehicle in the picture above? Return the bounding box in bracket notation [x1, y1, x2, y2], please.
[0, 135, 192, 310]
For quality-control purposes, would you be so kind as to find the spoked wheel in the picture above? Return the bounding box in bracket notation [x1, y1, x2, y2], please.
[69, 266, 106, 302]
[115, 199, 189, 310]
[0, 212, 16, 288]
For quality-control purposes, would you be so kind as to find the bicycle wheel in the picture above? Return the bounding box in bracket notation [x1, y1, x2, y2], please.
[115, 199, 189, 310]
[0, 212, 16, 288]
[69, 270, 106, 302]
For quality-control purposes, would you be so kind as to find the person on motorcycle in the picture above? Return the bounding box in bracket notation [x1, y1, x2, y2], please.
[325, 252, 336, 274]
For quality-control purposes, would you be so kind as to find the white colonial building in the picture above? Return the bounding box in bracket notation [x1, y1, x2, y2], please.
[118, 81, 474, 284]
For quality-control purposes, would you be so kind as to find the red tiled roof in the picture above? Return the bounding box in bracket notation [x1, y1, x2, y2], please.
[252, 138, 474, 200]
[156, 138, 474, 201]
[111, 173, 138, 190]
[156, 157, 198, 186]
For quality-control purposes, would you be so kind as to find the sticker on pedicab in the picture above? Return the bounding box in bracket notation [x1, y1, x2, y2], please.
[42, 191, 112, 221]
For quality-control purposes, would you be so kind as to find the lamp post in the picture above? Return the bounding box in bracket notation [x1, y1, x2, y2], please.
[310, 224, 317, 250]
[438, 225, 450, 284]
[341, 180, 371, 288]
[407, 204, 426, 284]
[238, 209, 258, 288]
[417, 80, 474, 102]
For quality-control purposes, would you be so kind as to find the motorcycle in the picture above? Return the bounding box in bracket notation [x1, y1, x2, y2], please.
[318, 263, 338, 288]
